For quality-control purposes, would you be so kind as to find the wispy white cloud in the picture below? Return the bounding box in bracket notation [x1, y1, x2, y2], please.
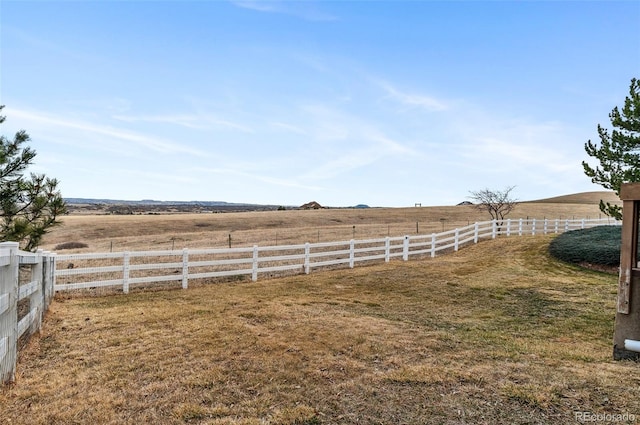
[373, 79, 450, 112]
[7, 107, 209, 156]
[112, 113, 254, 133]
[197, 166, 323, 191]
[268, 121, 308, 135]
[230, 0, 338, 21]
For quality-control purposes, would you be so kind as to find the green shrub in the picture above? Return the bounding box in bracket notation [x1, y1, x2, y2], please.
[548, 226, 621, 266]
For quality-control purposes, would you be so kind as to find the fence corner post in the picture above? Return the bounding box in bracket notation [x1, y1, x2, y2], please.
[0, 241, 19, 384]
[182, 248, 189, 289]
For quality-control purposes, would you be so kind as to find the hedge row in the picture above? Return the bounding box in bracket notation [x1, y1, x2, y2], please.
[548, 226, 621, 266]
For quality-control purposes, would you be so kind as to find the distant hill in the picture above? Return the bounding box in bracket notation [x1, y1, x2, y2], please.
[64, 198, 250, 207]
[526, 191, 621, 205]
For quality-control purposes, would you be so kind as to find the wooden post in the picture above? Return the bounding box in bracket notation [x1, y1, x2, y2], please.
[349, 240, 355, 268]
[182, 248, 189, 289]
[0, 242, 19, 384]
[304, 243, 310, 274]
[30, 250, 44, 335]
[384, 237, 390, 262]
[614, 183, 640, 360]
[252, 246, 258, 282]
[402, 236, 410, 261]
[122, 252, 130, 294]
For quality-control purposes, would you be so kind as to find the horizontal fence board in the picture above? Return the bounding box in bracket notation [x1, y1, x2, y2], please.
[129, 262, 183, 272]
[56, 252, 125, 261]
[355, 253, 387, 262]
[189, 268, 253, 279]
[52, 218, 621, 294]
[55, 279, 124, 291]
[128, 275, 183, 285]
[257, 264, 304, 274]
[17, 310, 36, 339]
[308, 249, 350, 259]
[56, 266, 125, 276]
[18, 281, 39, 301]
[258, 253, 306, 263]
[0, 336, 6, 362]
[0, 294, 9, 316]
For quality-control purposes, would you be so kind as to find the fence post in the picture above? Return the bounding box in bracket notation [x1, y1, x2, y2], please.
[431, 233, 436, 258]
[42, 252, 53, 310]
[518, 218, 523, 236]
[0, 242, 19, 384]
[565, 219, 569, 232]
[506, 219, 511, 237]
[531, 218, 536, 236]
[123, 252, 130, 294]
[384, 237, 390, 262]
[473, 223, 479, 243]
[252, 246, 259, 282]
[304, 243, 310, 274]
[182, 248, 189, 289]
[581, 218, 586, 229]
[492, 221, 497, 239]
[554, 219, 559, 234]
[454, 228, 460, 251]
[403, 236, 409, 261]
[544, 218, 548, 235]
[349, 240, 355, 268]
[30, 250, 44, 335]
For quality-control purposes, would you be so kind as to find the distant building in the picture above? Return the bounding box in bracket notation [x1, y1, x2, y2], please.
[300, 201, 323, 210]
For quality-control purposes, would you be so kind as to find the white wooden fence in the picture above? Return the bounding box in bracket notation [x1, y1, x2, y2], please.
[53, 217, 620, 294]
[0, 242, 56, 384]
[0, 217, 621, 384]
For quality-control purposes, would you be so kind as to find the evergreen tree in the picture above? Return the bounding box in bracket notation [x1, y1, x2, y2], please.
[583, 78, 640, 220]
[0, 105, 67, 251]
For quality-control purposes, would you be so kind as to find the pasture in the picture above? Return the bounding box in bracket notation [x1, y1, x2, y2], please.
[2, 237, 638, 424]
[40, 192, 619, 253]
[1, 191, 637, 424]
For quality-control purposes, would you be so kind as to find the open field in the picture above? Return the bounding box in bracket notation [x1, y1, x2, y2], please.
[41, 192, 621, 253]
[2, 236, 638, 424]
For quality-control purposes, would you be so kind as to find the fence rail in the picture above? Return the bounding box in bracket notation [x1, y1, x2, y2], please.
[53, 217, 620, 294]
[0, 242, 55, 384]
[0, 216, 621, 385]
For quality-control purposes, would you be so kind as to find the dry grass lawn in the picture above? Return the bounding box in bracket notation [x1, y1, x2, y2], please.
[2, 235, 638, 424]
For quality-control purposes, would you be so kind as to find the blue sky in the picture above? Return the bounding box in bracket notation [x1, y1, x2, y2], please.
[1, 1, 639, 207]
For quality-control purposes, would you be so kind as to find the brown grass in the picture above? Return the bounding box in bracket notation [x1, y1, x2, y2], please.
[2, 235, 638, 424]
[41, 191, 619, 253]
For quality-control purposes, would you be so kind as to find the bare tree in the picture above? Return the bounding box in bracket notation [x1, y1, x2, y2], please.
[468, 186, 518, 222]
